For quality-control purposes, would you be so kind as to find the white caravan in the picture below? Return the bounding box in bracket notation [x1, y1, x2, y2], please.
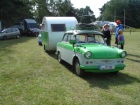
[41, 17, 78, 51]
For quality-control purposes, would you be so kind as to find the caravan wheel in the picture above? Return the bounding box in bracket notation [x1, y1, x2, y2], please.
[3, 36, 7, 40]
[44, 45, 48, 52]
[44, 45, 46, 51]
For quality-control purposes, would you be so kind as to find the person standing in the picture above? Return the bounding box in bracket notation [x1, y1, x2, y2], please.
[118, 29, 125, 49]
[101, 24, 112, 46]
[115, 20, 124, 45]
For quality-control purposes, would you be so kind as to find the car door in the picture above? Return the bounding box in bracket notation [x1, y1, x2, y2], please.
[60, 33, 68, 60]
[6, 28, 12, 38]
[11, 28, 17, 38]
[62, 33, 75, 64]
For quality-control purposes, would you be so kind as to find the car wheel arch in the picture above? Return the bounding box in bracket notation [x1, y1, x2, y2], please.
[57, 51, 63, 63]
[73, 57, 85, 77]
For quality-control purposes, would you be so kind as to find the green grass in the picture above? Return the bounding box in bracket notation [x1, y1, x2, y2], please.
[0, 33, 140, 105]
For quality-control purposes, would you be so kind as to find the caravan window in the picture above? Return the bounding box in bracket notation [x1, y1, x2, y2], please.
[51, 24, 66, 32]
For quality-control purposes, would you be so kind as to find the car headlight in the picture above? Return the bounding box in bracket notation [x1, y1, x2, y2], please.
[85, 51, 92, 58]
[121, 51, 126, 58]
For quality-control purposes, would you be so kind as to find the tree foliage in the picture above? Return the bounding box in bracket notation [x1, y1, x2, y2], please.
[0, 0, 33, 26]
[99, 0, 140, 28]
[74, 6, 96, 23]
[1, 0, 140, 28]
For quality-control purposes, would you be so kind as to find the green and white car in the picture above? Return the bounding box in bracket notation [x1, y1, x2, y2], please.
[56, 30, 127, 76]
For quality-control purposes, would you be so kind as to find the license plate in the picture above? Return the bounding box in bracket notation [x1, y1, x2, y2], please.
[100, 66, 115, 70]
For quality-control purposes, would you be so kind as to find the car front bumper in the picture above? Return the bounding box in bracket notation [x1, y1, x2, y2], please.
[80, 64, 126, 73]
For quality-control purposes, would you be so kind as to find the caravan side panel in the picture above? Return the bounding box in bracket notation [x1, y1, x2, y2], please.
[41, 17, 78, 51]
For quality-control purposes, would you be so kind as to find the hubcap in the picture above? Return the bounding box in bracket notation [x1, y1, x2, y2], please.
[75, 61, 80, 75]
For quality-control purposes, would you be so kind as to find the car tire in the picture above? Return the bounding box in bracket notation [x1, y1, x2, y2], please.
[57, 52, 63, 63]
[16, 35, 20, 39]
[3, 36, 7, 40]
[74, 59, 85, 77]
[110, 71, 119, 75]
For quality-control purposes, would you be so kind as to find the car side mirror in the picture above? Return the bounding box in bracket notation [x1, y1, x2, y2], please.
[69, 39, 76, 48]
[69, 39, 76, 44]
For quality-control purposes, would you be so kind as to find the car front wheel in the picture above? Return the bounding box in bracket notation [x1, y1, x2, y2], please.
[74, 59, 85, 77]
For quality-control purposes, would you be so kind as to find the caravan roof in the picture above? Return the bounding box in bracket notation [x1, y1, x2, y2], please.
[43, 17, 77, 24]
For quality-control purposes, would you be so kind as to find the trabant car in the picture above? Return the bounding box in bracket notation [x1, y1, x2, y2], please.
[56, 29, 127, 76]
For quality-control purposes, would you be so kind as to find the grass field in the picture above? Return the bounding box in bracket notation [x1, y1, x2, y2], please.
[0, 32, 140, 105]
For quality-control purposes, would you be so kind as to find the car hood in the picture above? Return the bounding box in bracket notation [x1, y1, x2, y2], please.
[77, 44, 122, 59]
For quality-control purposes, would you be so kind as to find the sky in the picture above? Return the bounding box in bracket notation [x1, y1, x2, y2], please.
[70, 0, 110, 18]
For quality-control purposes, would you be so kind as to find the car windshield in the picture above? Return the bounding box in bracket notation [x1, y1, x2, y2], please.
[75, 34, 105, 44]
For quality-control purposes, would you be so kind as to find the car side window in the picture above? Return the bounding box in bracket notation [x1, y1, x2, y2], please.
[62, 34, 68, 42]
[11, 28, 16, 32]
[71, 35, 76, 40]
[67, 33, 73, 42]
[7, 29, 11, 33]
[62, 33, 73, 42]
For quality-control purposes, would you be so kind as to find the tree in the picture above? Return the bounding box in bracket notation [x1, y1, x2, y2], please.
[75, 6, 96, 23]
[99, 0, 140, 28]
[0, 0, 34, 27]
[32, 0, 74, 23]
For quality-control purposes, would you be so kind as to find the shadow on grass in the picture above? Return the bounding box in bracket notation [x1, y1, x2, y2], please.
[45, 51, 57, 59]
[126, 53, 140, 63]
[46, 52, 140, 89]
[0, 36, 36, 49]
[82, 72, 140, 89]
[126, 58, 140, 63]
[60, 61, 140, 89]
[127, 53, 140, 58]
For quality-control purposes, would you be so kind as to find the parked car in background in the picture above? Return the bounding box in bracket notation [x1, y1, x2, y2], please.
[0, 28, 20, 39]
[10, 19, 38, 36]
[56, 26, 127, 77]
[29, 28, 40, 36]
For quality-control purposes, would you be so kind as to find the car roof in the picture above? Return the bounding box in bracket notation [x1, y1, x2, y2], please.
[4, 28, 19, 29]
[66, 30, 104, 36]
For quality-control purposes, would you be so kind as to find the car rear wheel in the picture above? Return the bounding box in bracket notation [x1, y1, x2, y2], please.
[3, 36, 7, 40]
[57, 52, 62, 63]
[16, 35, 20, 39]
[38, 42, 42, 46]
[74, 59, 85, 77]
